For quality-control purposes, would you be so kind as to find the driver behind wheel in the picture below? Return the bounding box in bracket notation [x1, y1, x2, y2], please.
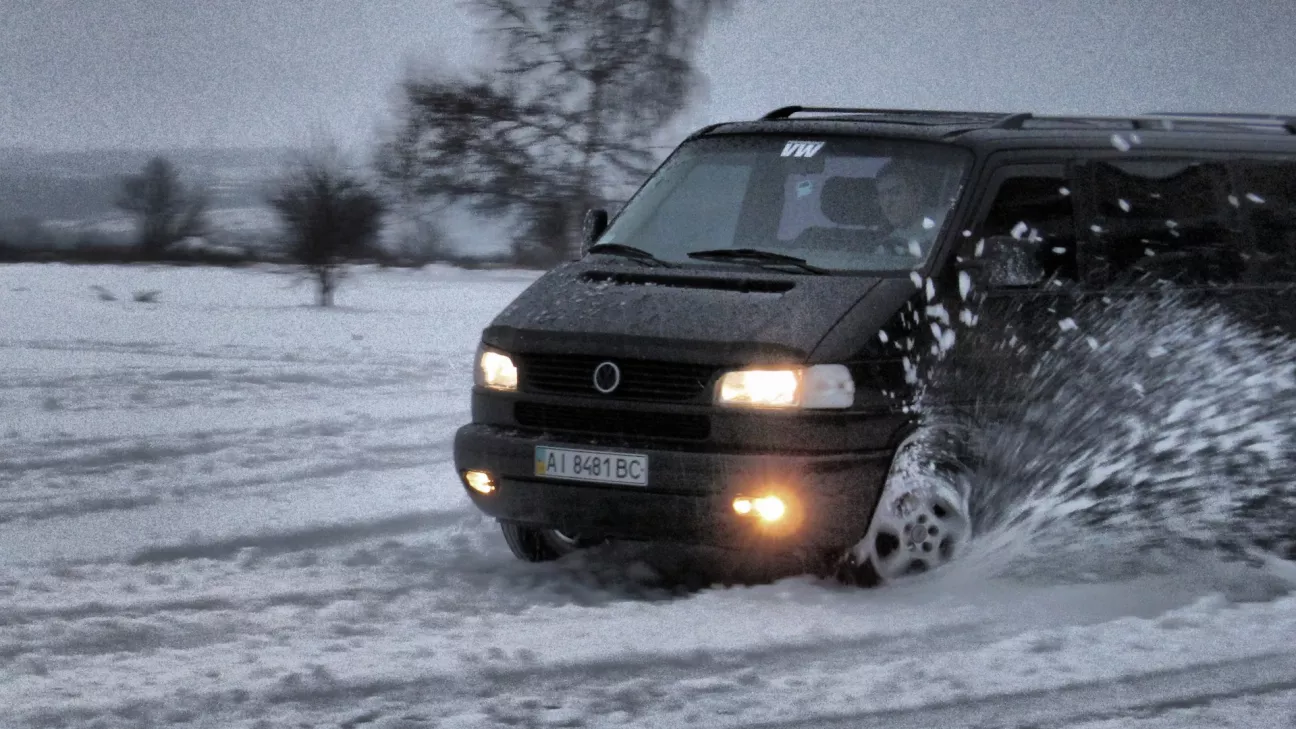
[875, 158, 945, 257]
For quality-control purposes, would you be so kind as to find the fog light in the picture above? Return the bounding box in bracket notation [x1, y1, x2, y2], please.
[464, 470, 496, 494]
[753, 496, 786, 523]
[733, 495, 786, 523]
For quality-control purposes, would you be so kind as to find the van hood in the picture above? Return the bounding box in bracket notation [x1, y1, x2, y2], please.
[482, 260, 918, 364]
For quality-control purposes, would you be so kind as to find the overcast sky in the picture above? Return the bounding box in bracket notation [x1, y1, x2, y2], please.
[3, 0, 1295, 152]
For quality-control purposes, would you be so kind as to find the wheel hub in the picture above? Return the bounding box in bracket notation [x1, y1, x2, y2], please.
[851, 439, 973, 582]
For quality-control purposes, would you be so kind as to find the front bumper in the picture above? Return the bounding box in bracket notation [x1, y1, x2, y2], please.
[453, 423, 894, 550]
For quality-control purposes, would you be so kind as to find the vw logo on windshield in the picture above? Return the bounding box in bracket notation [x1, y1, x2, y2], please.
[592, 361, 621, 394]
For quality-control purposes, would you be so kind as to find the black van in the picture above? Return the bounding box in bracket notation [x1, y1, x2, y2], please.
[453, 106, 1296, 583]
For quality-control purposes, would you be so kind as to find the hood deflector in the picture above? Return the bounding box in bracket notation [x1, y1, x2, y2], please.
[581, 270, 794, 294]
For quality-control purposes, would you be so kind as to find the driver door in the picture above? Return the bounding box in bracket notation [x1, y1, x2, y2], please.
[936, 163, 1083, 410]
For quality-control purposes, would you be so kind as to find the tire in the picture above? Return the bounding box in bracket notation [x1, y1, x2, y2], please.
[498, 521, 600, 562]
[842, 432, 974, 585]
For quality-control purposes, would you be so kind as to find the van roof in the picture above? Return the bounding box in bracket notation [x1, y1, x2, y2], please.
[695, 106, 1296, 152]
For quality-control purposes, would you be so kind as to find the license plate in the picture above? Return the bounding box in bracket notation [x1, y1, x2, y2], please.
[534, 446, 648, 486]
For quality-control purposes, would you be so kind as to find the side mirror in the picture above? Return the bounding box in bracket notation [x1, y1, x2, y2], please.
[580, 208, 609, 257]
[965, 234, 1045, 288]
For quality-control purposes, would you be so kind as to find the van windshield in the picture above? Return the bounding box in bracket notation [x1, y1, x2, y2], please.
[596, 135, 973, 273]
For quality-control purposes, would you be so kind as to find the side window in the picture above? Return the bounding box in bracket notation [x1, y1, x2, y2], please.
[968, 175, 1078, 285]
[1237, 161, 1296, 283]
[1084, 160, 1244, 286]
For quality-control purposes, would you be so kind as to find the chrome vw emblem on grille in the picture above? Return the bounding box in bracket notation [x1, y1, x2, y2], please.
[592, 361, 621, 394]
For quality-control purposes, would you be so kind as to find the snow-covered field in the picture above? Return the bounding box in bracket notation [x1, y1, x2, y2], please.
[2, 263, 1295, 728]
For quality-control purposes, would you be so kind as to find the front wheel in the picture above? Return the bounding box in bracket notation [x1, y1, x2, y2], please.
[498, 521, 601, 562]
[842, 435, 973, 585]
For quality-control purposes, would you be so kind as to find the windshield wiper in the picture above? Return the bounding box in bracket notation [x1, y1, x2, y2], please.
[587, 243, 675, 268]
[686, 248, 829, 275]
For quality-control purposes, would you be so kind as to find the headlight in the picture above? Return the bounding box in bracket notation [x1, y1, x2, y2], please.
[717, 369, 800, 407]
[715, 364, 854, 409]
[475, 345, 518, 391]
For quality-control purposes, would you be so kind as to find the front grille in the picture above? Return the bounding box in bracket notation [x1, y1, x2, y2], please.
[518, 354, 716, 402]
[514, 402, 711, 441]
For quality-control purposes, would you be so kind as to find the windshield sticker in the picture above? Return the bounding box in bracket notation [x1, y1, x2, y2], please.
[781, 141, 825, 158]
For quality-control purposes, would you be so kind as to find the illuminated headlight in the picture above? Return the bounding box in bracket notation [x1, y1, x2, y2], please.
[715, 364, 854, 409]
[475, 345, 518, 391]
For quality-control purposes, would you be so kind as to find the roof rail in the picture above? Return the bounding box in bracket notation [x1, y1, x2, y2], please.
[760, 105, 1007, 122]
[996, 113, 1295, 135]
[991, 113, 1033, 129]
[1144, 112, 1294, 121]
[1141, 112, 1296, 134]
[757, 107, 1296, 135]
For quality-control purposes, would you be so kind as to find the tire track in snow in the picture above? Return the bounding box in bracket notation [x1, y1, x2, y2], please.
[0, 604, 1012, 728]
[12, 622, 1292, 729]
[127, 509, 470, 564]
[757, 652, 1296, 729]
[1, 411, 461, 524]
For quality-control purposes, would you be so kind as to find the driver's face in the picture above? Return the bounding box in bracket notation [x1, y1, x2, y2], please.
[877, 174, 922, 229]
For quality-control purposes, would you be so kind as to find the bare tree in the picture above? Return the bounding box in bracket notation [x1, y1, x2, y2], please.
[379, 0, 732, 266]
[375, 125, 453, 265]
[269, 147, 386, 307]
[116, 157, 208, 259]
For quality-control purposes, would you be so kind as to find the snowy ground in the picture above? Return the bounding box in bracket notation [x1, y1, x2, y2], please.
[2, 263, 1295, 728]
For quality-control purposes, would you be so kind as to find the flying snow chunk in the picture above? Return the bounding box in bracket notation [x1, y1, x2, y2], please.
[1090, 224, 1104, 233]
[925, 278, 936, 302]
[922, 217, 936, 230]
[1052, 247, 1067, 254]
[1118, 199, 1131, 212]
[1086, 336, 1100, 350]
[1011, 221, 1030, 240]
[1229, 195, 1241, 207]
[878, 330, 889, 343]
[1058, 318, 1078, 332]
[962, 229, 973, 237]
[910, 271, 924, 289]
[975, 239, 985, 257]
[939, 327, 957, 352]
[1111, 134, 1132, 152]
[1059, 186, 1071, 196]
[908, 239, 923, 257]
[958, 270, 972, 301]
[926, 304, 950, 326]
[1247, 192, 1266, 204]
